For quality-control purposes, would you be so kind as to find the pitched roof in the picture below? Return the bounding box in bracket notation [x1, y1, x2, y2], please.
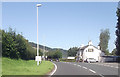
[80, 45, 89, 50]
[79, 45, 99, 50]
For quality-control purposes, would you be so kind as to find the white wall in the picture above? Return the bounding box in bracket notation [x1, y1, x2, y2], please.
[83, 46, 102, 61]
[77, 45, 104, 62]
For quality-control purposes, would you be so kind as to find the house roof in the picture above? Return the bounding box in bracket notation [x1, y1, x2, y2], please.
[80, 45, 89, 50]
[79, 45, 99, 50]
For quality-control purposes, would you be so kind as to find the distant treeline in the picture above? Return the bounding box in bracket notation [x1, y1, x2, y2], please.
[1, 28, 43, 60]
[29, 42, 68, 58]
[45, 50, 62, 59]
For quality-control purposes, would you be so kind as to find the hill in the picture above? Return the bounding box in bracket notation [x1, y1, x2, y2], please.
[29, 42, 68, 58]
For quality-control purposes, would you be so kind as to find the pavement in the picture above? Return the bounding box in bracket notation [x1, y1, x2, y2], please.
[52, 62, 119, 77]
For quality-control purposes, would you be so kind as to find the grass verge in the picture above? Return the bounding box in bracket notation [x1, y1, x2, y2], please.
[0, 57, 2, 77]
[2, 57, 54, 75]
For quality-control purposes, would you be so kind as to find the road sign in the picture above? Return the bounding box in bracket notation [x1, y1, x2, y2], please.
[35, 56, 41, 61]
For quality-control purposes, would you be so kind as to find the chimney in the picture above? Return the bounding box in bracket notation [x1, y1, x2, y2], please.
[88, 40, 92, 46]
[97, 46, 100, 50]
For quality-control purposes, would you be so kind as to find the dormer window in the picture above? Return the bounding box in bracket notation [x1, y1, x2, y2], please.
[88, 48, 94, 52]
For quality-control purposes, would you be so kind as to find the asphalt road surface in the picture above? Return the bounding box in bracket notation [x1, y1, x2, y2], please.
[52, 62, 119, 77]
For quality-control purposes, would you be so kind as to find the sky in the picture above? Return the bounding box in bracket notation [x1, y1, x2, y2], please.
[2, 2, 118, 52]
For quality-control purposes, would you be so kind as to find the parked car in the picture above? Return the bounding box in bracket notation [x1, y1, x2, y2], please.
[86, 58, 96, 63]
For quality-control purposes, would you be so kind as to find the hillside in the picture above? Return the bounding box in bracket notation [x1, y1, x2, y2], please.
[29, 42, 68, 58]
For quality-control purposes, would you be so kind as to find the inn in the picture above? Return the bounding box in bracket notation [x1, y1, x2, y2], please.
[76, 41, 105, 62]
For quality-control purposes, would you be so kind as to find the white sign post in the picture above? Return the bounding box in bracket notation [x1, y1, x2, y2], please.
[35, 56, 41, 65]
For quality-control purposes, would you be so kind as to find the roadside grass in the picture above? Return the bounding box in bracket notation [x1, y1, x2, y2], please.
[2, 57, 54, 75]
[0, 57, 2, 77]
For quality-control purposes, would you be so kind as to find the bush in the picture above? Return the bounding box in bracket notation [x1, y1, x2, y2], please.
[2, 28, 42, 60]
[60, 58, 76, 62]
[46, 49, 62, 59]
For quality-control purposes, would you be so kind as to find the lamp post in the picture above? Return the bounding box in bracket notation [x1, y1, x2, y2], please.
[36, 4, 42, 65]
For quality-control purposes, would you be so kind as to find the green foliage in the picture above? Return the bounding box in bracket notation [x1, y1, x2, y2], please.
[29, 42, 68, 58]
[111, 48, 117, 56]
[2, 57, 54, 75]
[68, 47, 79, 57]
[99, 29, 110, 55]
[0, 29, 2, 57]
[46, 49, 62, 59]
[2, 27, 42, 60]
[116, 8, 120, 56]
[53, 49, 62, 58]
[39, 49, 43, 56]
[2, 28, 19, 59]
[60, 58, 76, 62]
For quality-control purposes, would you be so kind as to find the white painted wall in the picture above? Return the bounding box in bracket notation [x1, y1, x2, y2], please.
[77, 45, 104, 62]
[67, 57, 75, 59]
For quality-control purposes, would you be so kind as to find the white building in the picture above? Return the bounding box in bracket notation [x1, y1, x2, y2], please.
[76, 41, 104, 62]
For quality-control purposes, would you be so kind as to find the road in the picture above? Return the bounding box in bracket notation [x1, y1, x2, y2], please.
[52, 62, 119, 77]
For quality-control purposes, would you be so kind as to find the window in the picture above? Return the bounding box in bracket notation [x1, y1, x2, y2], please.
[88, 49, 94, 52]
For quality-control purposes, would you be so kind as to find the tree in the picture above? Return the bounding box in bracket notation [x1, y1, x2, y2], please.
[38, 49, 43, 56]
[53, 49, 62, 59]
[68, 47, 79, 57]
[111, 48, 117, 56]
[46, 51, 54, 59]
[99, 29, 110, 55]
[46, 49, 62, 59]
[0, 29, 2, 57]
[15, 34, 27, 59]
[2, 27, 37, 60]
[2, 28, 19, 59]
[115, 7, 120, 56]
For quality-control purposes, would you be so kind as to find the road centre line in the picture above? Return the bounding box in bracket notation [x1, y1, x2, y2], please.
[74, 64, 77, 65]
[115, 67, 118, 68]
[99, 74, 104, 77]
[64, 62, 104, 77]
[74, 63, 104, 77]
[77, 65, 81, 67]
[82, 66, 87, 69]
[88, 69, 96, 73]
[89, 63, 118, 69]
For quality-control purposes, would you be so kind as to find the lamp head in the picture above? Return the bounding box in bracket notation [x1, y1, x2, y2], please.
[37, 4, 42, 7]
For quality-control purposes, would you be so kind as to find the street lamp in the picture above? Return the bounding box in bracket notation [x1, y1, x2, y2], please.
[36, 4, 42, 66]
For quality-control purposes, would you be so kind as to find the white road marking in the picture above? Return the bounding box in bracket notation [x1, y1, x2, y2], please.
[104, 65, 109, 67]
[92, 63, 118, 69]
[99, 74, 104, 77]
[82, 66, 87, 69]
[70, 63, 105, 77]
[110, 66, 113, 67]
[115, 67, 118, 68]
[74, 64, 77, 65]
[77, 65, 81, 67]
[49, 62, 57, 76]
[89, 69, 96, 73]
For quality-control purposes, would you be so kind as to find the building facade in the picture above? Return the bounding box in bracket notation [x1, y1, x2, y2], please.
[76, 41, 104, 62]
